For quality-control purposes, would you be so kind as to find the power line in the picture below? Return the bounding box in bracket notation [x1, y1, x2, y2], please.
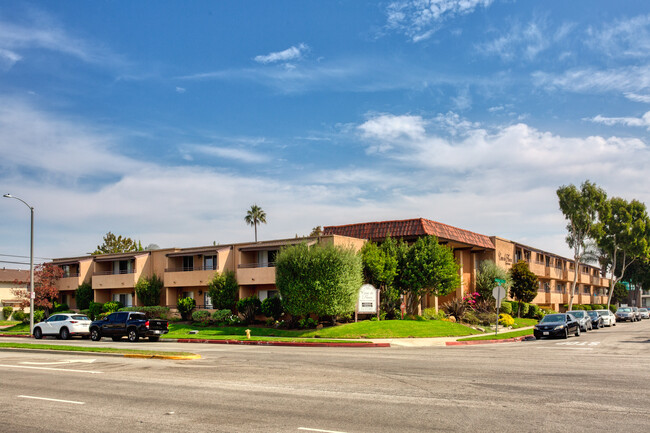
[0, 260, 32, 266]
[0, 253, 52, 260]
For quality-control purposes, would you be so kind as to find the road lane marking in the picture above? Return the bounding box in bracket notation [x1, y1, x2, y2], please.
[20, 359, 96, 366]
[535, 347, 594, 350]
[298, 428, 348, 433]
[0, 364, 102, 374]
[18, 395, 85, 405]
[556, 341, 600, 346]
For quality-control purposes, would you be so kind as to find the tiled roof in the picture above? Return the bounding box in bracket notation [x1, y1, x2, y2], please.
[323, 218, 494, 249]
[0, 269, 30, 283]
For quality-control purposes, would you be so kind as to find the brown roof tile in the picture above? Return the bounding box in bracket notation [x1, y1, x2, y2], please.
[323, 218, 494, 249]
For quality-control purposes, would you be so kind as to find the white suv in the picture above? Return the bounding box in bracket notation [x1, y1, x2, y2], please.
[33, 313, 92, 340]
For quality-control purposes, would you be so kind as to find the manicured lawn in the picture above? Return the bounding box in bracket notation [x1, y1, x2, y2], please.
[0, 322, 30, 334]
[456, 328, 534, 341]
[0, 342, 198, 357]
[0, 320, 20, 326]
[164, 320, 482, 340]
[512, 318, 538, 329]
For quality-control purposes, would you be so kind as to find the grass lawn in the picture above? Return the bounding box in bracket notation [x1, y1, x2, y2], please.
[0, 320, 20, 327]
[0, 322, 30, 334]
[456, 328, 534, 341]
[512, 318, 538, 329]
[0, 342, 198, 357]
[164, 320, 482, 340]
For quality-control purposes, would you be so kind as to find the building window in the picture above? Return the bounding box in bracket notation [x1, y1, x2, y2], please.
[182, 291, 194, 300]
[62, 265, 71, 278]
[113, 260, 132, 275]
[183, 256, 194, 272]
[203, 255, 217, 270]
[112, 293, 133, 307]
[543, 282, 550, 293]
[584, 285, 591, 294]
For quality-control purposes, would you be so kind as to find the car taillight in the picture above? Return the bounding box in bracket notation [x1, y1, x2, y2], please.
[69, 321, 78, 324]
[145, 320, 150, 329]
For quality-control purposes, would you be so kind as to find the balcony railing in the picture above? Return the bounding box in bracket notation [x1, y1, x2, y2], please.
[238, 262, 276, 269]
[93, 269, 135, 276]
[61, 273, 80, 278]
[165, 266, 217, 272]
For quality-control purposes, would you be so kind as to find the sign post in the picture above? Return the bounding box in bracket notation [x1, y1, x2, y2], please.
[357, 284, 379, 322]
[493, 278, 507, 336]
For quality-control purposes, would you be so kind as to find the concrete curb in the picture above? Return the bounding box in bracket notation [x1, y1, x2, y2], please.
[0, 346, 201, 360]
[173, 338, 391, 348]
[0, 334, 31, 338]
[446, 336, 530, 346]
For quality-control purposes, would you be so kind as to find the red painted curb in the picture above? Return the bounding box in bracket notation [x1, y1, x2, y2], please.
[0, 334, 31, 338]
[175, 338, 390, 348]
[446, 336, 527, 346]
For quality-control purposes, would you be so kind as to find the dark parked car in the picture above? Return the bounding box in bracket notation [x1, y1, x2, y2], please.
[534, 313, 581, 339]
[89, 311, 168, 342]
[586, 310, 603, 329]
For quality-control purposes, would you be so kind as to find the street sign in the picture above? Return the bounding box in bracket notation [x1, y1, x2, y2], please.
[492, 285, 506, 300]
[494, 278, 506, 285]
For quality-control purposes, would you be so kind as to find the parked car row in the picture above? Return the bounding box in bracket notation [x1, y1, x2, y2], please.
[32, 311, 169, 342]
[615, 307, 648, 322]
[533, 309, 618, 340]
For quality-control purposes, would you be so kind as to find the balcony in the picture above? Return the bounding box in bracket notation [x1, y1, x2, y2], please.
[164, 267, 218, 287]
[591, 275, 601, 285]
[545, 266, 563, 279]
[564, 269, 576, 282]
[57, 274, 82, 291]
[92, 270, 137, 289]
[579, 272, 591, 284]
[237, 263, 276, 285]
[528, 261, 546, 276]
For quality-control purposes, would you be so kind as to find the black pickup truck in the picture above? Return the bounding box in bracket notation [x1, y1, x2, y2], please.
[89, 311, 168, 342]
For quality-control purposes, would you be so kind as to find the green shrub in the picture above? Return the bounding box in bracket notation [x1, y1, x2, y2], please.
[177, 297, 196, 321]
[53, 302, 69, 313]
[88, 302, 103, 320]
[442, 298, 466, 321]
[582, 304, 592, 310]
[462, 310, 480, 325]
[542, 307, 556, 315]
[2, 306, 13, 320]
[207, 270, 239, 311]
[511, 301, 529, 317]
[260, 295, 284, 321]
[192, 310, 211, 324]
[119, 306, 170, 320]
[527, 304, 541, 319]
[33, 310, 45, 323]
[102, 301, 123, 313]
[609, 304, 618, 313]
[477, 312, 497, 326]
[80, 309, 90, 317]
[236, 295, 261, 324]
[499, 301, 512, 315]
[211, 309, 232, 323]
[135, 274, 163, 306]
[499, 313, 514, 327]
[12, 310, 27, 323]
[75, 282, 93, 310]
[422, 308, 446, 320]
[299, 317, 318, 329]
[592, 304, 604, 310]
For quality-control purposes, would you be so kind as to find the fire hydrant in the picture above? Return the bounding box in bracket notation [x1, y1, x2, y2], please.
[245, 329, 251, 339]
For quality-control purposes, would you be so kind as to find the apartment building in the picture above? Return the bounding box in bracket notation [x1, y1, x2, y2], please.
[325, 218, 611, 312]
[53, 234, 365, 310]
[0, 268, 30, 316]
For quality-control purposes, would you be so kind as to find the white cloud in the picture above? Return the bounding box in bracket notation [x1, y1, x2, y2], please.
[587, 14, 650, 58]
[254, 43, 309, 64]
[175, 87, 186, 93]
[0, 48, 21, 70]
[386, 0, 494, 42]
[587, 111, 650, 130]
[358, 113, 427, 148]
[184, 144, 271, 164]
[533, 65, 650, 95]
[624, 92, 650, 103]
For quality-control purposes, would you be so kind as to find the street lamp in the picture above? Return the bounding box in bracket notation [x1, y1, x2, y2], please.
[3, 193, 35, 335]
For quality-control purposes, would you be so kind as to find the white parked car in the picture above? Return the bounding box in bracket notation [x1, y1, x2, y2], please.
[33, 313, 92, 340]
[595, 309, 617, 327]
[639, 308, 650, 319]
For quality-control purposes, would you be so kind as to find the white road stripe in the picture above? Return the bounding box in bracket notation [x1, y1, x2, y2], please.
[20, 359, 96, 366]
[535, 347, 594, 350]
[298, 428, 348, 433]
[0, 364, 102, 374]
[18, 395, 85, 405]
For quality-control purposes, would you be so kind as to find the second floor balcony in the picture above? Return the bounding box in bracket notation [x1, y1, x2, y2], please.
[92, 269, 138, 289]
[237, 262, 276, 285]
[164, 266, 218, 287]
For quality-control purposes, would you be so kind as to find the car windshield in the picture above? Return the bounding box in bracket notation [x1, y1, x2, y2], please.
[72, 315, 90, 321]
[619, 308, 631, 312]
[130, 313, 147, 321]
[640, 309, 648, 312]
[587, 311, 598, 317]
[568, 311, 585, 318]
[596, 310, 609, 315]
[541, 314, 565, 323]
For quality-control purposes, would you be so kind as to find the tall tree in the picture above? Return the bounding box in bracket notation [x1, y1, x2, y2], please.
[244, 204, 267, 242]
[475, 260, 510, 301]
[360, 240, 399, 317]
[309, 226, 323, 236]
[93, 232, 143, 255]
[557, 180, 606, 310]
[508, 260, 538, 317]
[395, 236, 460, 315]
[596, 197, 650, 309]
[207, 270, 240, 311]
[11, 263, 63, 315]
[134, 274, 163, 306]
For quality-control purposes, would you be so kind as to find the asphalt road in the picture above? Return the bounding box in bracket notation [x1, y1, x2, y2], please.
[0, 320, 648, 433]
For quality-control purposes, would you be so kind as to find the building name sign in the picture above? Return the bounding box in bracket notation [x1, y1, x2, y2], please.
[357, 284, 379, 314]
[498, 252, 513, 266]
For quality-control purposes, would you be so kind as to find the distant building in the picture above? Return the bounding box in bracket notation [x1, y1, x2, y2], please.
[0, 268, 30, 316]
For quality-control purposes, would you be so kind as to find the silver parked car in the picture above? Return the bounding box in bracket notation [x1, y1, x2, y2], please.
[638, 308, 649, 319]
[566, 310, 592, 332]
[615, 307, 635, 322]
[595, 309, 617, 326]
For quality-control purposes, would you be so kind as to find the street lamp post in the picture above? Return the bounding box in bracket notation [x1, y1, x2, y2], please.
[3, 194, 35, 335]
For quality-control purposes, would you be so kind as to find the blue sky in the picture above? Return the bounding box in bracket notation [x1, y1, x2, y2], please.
[2, 0, 650, 266]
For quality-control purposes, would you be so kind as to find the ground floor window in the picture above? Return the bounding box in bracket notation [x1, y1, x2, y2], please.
[182, 291, 194, 299]
[113, 293, 133, 307]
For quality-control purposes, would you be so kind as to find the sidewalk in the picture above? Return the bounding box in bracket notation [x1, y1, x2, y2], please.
[371, 326, 535, 347]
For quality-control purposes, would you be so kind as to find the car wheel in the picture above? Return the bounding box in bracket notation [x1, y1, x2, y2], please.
[90, 328, 101, 341]
[563, 329, 568, 339]
[60, 327, 70, 340]
[33, 327, 42, 339]
[111, 336, 122, 342]
[575, 326, 580, 337]
[127, 328, 139, 342]
[149, 336, 160, 342]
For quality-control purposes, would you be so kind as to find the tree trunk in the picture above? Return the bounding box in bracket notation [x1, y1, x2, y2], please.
[568, 257, 579, 311]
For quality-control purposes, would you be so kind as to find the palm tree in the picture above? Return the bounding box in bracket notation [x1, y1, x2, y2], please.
[245, 204, 267, 242]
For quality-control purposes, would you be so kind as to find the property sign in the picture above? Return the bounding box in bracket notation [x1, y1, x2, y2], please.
[357, 284, 379, 314]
